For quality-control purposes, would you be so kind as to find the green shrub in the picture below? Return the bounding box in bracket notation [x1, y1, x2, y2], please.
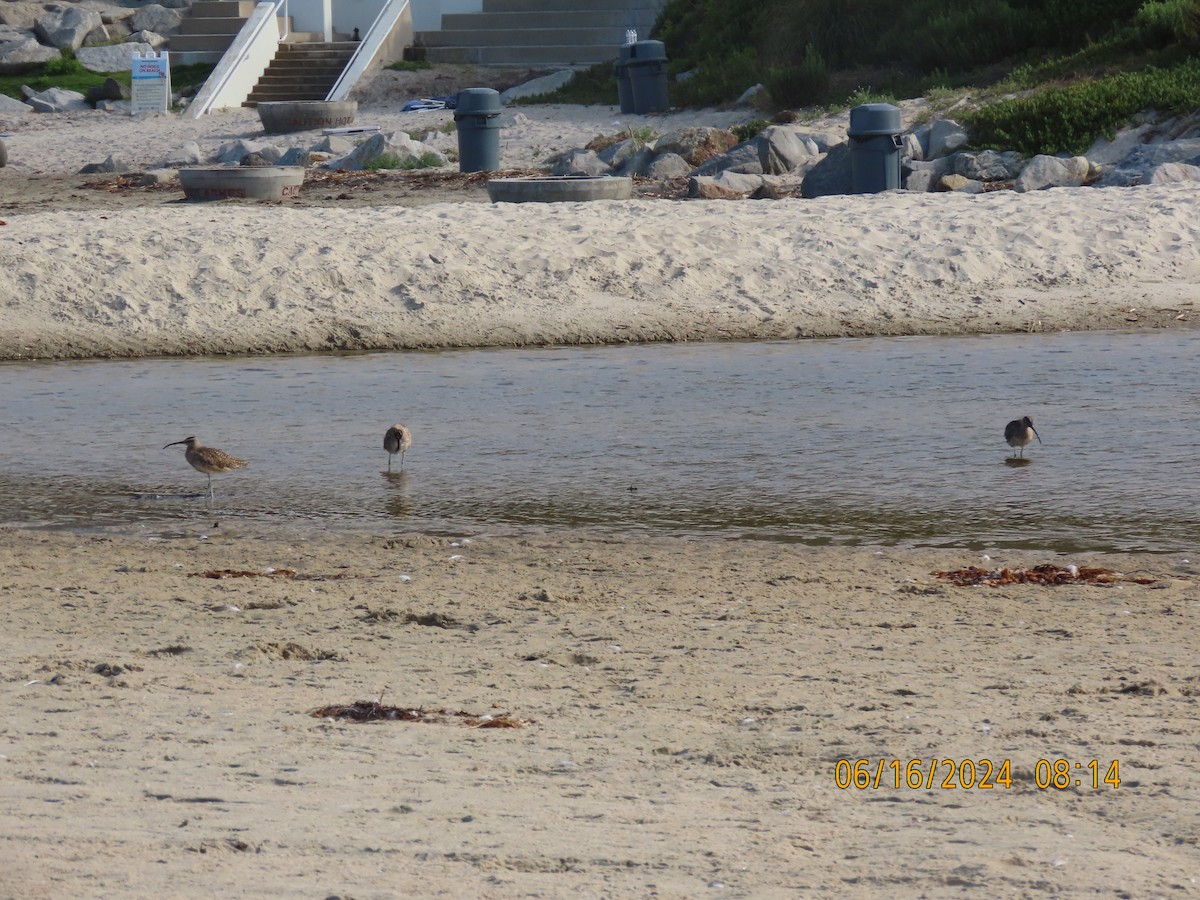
[363, 151, 444, 170]
[387, 59, 432, 71]
[731, 119, 770, 142]
[764, 43, 830, 106]
[965, 56, 1200, 154]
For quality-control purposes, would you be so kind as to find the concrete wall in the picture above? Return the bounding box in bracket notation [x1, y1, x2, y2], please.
[410, 0, 480, 32]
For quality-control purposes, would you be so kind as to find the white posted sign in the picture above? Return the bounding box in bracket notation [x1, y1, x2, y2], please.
[131, 50, 172, 115]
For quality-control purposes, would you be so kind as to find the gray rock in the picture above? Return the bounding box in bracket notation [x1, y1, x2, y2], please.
[328, 131, 447, 170]
[0, 37, 61, 73]
[0, 91, 33, 114]
[34, 6, 102, 51]
[1085, 123, 1156, 166]
[735, 83, 765, 107]
[644, 152, 691, 179]
[596, 137, 640, 168]
[692, 141, 761, 176]
[83, 23, 111, 47]
[278, 147, 313, 167]
[130, 5, 184, 36]
[498, 69, 575, 104]
[687, 176, 748, 200]
[94, 99, 130, 112]
[0, 25, 33, 44]
[1091, 137, 1200, 187]
[952, 149, 1024, 182]
[902, 130, 925, 162]
[927, 118, 968, 158]
[905, 156, 955, 190]
[159, 141, 206, 167]
[1148, 161, 1200, 184]
[611, 146, 654, 176]
[939, 173, 985, 194]
[239, 151, 273, 167]
[78, 154, 132, 174]
[1014, 155, 1089, 192]
[800, 143, 851, 198]
[140, 168, 177, 185]
[77, 42, 155, 73]
[128, 30, 169, 50]
[754, 125, 821, 174]
[25, 87, 90, 113]
[752, 174, 806, 199]
[313, 134, 353, 155]
[215, 139, 282, 165]
[550, 148, 611, 176]
[0, 5, 41, 29]
[85, 77, 129, 105]
[653, 126, 738, 167]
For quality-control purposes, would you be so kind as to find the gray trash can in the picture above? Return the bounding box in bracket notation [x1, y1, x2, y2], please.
[454, 88, 502, 173]
[848, 103, 902, 193]
[626, 40, 669, 114]
[614, 43, 635, 115]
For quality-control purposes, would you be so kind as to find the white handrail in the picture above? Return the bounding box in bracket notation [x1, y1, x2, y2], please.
[325, 0, 410, 102]
[186, 0, 284, 117]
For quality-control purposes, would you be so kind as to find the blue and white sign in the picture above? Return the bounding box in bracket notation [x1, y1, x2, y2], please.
[131, 50, 171, 115]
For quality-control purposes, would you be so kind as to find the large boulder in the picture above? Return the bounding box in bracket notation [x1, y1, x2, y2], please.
[653, 126, 738, 167]
[499, 69, 574, 104]
[34, 7, 102, 50]
[800, 143, 851, 198]
[215, 138, 284, 165]
[952, 149, 1024, 182]
[0, 37, 61, 73]
[1148, 161, 1200, 184]
[753, 125, 821, 174]
[1093, 138, 1200, 187]
[24, 86, 90, 113]
[84, 77, 129, 105]
[328, 131, 447, 170]
[927, 118, 968, 158]
[549, 148, 611, 176]
[1013, 155, 1089, 192]
[130, 5, 184, 36]
[76, 42, 156, 73]
[0, 91, 34, 113]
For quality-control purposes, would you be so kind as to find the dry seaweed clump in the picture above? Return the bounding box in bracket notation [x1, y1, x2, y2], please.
[933, 564, 1157, 587]
[311, 700, 532, 728]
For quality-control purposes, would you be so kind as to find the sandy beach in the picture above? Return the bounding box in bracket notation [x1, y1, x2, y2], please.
[2, 71, 1200, 898]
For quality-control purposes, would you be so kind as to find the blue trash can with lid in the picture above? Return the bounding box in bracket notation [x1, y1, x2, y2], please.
[847, 103, 902, 193]
[454, 88, 502, 173]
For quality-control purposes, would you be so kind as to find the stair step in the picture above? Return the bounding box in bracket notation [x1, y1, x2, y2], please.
[443, 10, 654, 30]
[178, 16, 254, 35]
[416, 27, 630, 48]
[190, 0, 256, 17]
[422, 43, 619, 66]
[482, 0, 653, 11]
[170, 33, 240, 51]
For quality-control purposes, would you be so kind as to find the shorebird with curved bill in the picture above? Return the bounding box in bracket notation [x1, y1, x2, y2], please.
[384, 424, 413, 473]
[163, 436, 248, 501]
[1004, 415, 1042, 458]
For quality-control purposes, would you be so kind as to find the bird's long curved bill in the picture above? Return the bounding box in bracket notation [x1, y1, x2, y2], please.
[1031, 426, 1042, 444]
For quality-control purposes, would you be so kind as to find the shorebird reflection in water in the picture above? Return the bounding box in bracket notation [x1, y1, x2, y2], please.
[163, 436, 248, 502]
[384, 423, 413, 473]
[1004, 415, 1041, 458]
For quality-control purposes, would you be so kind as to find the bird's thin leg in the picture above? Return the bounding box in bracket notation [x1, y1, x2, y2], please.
[387, 454, 392, 473]
[399, 450, 405, 472]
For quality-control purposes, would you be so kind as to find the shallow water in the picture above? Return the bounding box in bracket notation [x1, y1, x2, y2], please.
[1, 330, 1197, 552]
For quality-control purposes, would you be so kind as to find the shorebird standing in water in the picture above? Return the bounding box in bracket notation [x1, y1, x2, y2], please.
[1004, 415, 1041, 458]
[384, 423, 412, 473]
[163, 436, 248, 502]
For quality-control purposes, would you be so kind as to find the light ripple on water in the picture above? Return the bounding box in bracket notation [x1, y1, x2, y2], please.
[1, 329, 1197, 552]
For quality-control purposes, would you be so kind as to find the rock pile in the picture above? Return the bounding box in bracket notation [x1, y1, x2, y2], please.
[0, 0, 176, 77]
[545, 107, 1200, 196]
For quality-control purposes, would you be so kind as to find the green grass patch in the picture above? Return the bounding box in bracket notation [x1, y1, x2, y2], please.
[965, 55, 1200, 154]
[363, 151, 445, 170]
[510, 61, 618, 105]
[0, 56, 214, 102]
[387, 59, 433, 72]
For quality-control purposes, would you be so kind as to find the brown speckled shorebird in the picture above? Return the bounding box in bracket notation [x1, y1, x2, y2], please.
[1004, 415, 1042, 458]
[164, 436, 248, 501]
[384, 423, 412, 473]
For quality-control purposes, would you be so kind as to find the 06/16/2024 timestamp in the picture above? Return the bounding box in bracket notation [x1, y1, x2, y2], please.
[833, 758, 1122, 791]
